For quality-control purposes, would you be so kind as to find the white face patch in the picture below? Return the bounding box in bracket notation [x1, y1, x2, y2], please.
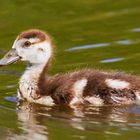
[70, 79, 87, 105]
[84, 96, 104, 106]
[12, 39, 52, 64]
[105, 79, 130, 89]
[28, 38, 40, 43]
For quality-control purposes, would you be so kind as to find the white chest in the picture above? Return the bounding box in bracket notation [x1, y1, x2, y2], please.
[19, 77, 38, 99]
[18, 65, 54, 106]
[19, 66, 39, 99]
[19, 65, 43, 99]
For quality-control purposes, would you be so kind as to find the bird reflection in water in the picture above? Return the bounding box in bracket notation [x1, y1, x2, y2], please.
[12, 100, 140, 140]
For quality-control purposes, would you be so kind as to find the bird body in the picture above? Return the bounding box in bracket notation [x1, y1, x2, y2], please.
[0, 29, 140, 106]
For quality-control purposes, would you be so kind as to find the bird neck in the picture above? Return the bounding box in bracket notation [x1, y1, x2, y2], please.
[20, 61, 50, 87]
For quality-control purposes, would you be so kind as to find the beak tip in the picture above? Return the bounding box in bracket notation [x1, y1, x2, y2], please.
[0, 49, 20, 66]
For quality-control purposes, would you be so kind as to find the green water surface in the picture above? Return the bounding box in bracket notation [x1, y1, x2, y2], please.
[0, 0, 140, 140]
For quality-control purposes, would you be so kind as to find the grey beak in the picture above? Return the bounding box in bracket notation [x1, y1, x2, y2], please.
[0, 49, 21, 66]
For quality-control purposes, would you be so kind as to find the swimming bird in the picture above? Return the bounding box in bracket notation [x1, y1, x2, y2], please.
[0, 29, 140, 106]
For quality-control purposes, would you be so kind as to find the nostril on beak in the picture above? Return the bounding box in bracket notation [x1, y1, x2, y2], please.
[7, 54, 12, 57]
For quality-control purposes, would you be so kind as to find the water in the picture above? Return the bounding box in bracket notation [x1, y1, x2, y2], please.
[0, 0, 140, 139]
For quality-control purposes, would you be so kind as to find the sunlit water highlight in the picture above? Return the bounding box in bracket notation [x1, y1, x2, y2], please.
[131, 27, 140, 32]
[100, 58, 125, 63]
[66, 39, 133, 51]
[66, 43, 109, 51]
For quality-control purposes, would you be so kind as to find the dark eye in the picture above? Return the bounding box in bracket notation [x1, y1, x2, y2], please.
[24, 41, 31, 47]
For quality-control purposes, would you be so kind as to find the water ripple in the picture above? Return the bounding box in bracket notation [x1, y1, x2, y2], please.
[115, 40, 132, 45]
[66, 43, 109, 51]
[66, 39, 134, 52]
[100, 58, 125, 63]
[5, 96, 17, 102]
[131, 27, 140, 32]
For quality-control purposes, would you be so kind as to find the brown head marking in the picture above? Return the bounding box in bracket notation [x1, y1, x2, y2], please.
[17, 29, 51, 42]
